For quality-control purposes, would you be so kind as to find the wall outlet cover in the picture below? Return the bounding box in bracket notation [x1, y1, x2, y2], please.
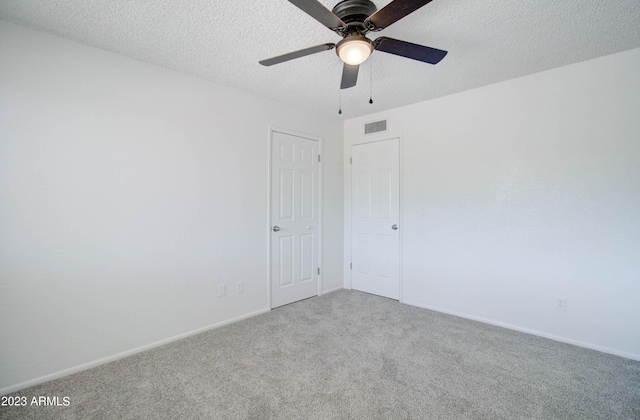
[556, 298, 567, 311]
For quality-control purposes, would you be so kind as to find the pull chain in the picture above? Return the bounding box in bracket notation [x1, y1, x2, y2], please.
[338, 87, 342, 115]
[369, 57, 373, 104]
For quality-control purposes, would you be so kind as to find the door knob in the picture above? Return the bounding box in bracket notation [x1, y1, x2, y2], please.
[391, 224, 398, 230]
[272, 225, 280, 232]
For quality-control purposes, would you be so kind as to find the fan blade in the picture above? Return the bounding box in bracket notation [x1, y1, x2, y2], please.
[373, 37, 447, 64]
[366, 0, 434, 30]
[288, 0, 347, 31]
[341, 63, 359, 89]
[259, 43, 336, 66]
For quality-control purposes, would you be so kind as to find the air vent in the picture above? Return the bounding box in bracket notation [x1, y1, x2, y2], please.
[364, 120, 387, 135]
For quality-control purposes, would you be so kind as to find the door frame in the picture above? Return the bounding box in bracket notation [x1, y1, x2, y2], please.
[345, 132, 403, 302]
[267, 126, 323, 310]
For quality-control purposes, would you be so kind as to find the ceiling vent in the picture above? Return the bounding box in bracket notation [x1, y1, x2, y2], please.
[364, 119, 387, 135]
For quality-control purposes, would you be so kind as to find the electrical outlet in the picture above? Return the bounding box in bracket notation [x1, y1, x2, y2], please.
[218, 284, 226, 297]
[236, 281, 244, 294]
[556, 298, 567, 312]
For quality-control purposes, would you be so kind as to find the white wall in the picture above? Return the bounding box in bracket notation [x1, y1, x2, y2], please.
[0, 21, 343, 393]
[344, 48, 640, 359]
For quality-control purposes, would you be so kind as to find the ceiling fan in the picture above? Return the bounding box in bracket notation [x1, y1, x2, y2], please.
[259, 0, 448, 89]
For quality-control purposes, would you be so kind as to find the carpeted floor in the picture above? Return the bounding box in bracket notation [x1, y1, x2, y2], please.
[1, 289, 639, 419]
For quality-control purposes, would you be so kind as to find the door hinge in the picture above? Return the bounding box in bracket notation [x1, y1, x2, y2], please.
[350, 157, 352, 165]
[350, 263, 352, 270]
[317, 267, 320, 275]
[318, 155, 321, 163]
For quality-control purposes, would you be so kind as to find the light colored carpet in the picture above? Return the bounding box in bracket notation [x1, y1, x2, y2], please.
[1, 289, 639, 419]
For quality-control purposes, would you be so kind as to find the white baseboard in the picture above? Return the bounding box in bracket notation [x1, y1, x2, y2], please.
[0, 307, 270, 396]
[402, 299, 640, 362]
[7, 295, 635, 396]
[321, 286, 343, 295]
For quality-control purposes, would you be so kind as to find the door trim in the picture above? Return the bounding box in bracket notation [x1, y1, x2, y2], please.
[345, 134, 403, 302]
[267, 126, 323, 310]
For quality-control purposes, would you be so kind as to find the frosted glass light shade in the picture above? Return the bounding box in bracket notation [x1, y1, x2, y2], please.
[337, 36, 372, 65]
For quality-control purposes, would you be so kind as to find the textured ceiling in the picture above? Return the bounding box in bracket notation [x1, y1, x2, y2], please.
[1, 0, 639, 119]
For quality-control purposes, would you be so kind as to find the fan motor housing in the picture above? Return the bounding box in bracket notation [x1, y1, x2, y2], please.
[332, 0, 377, 25]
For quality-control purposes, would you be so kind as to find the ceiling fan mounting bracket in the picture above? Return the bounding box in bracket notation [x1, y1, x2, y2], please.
[332, 0, 377, 33]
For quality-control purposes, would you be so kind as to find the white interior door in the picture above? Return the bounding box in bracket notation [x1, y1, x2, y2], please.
[351, 139, 400, 299]
[271, 131, 319, 308]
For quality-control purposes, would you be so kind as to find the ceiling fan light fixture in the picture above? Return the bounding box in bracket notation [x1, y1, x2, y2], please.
[336, 35, 372, 65]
